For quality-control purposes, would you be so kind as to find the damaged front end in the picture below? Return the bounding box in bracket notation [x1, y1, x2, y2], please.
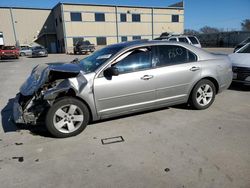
[13, 63, 87, 125]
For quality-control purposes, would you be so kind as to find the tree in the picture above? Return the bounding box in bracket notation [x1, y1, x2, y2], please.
[200, 26, 220, 34]
[241, 19, 250, 31]
[184, 29, 200, 35]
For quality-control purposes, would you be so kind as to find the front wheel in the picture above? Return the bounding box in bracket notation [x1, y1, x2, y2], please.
[46, 97, 90, 138]
[189, 79, 216, 110]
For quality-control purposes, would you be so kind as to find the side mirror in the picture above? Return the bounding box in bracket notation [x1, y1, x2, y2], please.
[104, 67, 119, 77]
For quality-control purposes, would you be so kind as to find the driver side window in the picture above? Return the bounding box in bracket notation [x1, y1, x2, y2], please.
[113, 47, 152, 74]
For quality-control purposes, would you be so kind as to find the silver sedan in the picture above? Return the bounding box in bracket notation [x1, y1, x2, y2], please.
[13, 40, 232, 138]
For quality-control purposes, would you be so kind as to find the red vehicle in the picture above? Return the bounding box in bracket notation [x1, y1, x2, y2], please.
[0, 46, 19, 59]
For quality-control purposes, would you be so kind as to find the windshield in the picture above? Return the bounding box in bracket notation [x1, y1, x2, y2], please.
[33, 46, 43, 50]
[240, 38, 250, 45]
[237, 43, 250, 53]
[78, 45, 124, 73]
[3, 46, 16, 50]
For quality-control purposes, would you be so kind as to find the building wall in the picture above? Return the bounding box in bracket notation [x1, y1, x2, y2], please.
[61, 4, 184, 53]
[0, 3, 184, 53]
[153, 8, 184, 37]
[53, 5, 65, 52]
[0, 7, 54, 46]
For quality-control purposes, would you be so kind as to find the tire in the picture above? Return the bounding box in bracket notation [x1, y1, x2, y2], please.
[46, 97, 90, 138]
[189, 79, 216, 110]
[20, 52, 25, 56]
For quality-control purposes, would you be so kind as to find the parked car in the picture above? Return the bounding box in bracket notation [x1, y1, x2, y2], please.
[229, 42, 250, 85]
[153, 32, 171, 40]
[13, 40, 232, 138]
[73, 40, 95, 54]
[31, 46, 48, 57]
[156, 35, 202, 48]
[0, 46, 19, 59]
[234, 37, 250, 52]
[19, 46, 32, 56]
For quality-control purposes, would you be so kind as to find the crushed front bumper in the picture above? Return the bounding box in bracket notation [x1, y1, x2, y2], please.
[13, 94, 25, 124]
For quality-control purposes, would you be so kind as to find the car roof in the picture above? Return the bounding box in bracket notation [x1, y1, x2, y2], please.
[108, 40, 213, 60]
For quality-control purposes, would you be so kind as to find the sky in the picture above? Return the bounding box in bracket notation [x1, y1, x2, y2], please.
[0, 0, 249, 31]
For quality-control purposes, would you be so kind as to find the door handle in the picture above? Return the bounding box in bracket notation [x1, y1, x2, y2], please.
[141, 75, 154, 80]
[190, 66, 200, 71]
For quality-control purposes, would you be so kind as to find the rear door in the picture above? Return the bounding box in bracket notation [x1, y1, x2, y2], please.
[152, 45, 201, 105]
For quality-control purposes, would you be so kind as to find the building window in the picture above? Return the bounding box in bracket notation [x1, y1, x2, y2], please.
[70, 12, 82, 21]
[55, 18, 58, 27]
[133, 36, 141, 40]
[172, 15, 179, 22]
[59, 16, 62, 23]
[96, 37, 107, 45]
[73, 37, 84, 46]
[95, 13, 105, 22]
[132, 14, 141, 22]
[120, 13, 127, 22]
[121, 36, 128, 42]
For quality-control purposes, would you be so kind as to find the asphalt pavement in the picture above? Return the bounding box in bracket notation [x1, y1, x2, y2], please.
[0, 49, 249, 188]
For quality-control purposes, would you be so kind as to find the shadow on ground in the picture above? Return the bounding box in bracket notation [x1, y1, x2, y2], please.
[1, 97, 173, 137]
[228, 83, 250, 91]
[1, 97, 51, 137]
[0, 59, 19, 63]
[89, 106, 171, 126]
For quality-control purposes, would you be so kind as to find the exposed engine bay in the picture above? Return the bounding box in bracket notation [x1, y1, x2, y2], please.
[14, 63, 88, 124]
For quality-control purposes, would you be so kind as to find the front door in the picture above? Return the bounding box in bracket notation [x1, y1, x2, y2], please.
[94, 47, 156, 117]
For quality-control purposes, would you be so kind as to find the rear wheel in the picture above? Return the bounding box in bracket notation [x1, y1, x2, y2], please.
[190, 79, 216, 110]
[46, 97, 90, 138]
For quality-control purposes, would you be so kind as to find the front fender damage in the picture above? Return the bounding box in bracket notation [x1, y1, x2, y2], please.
[43, 76, 88, 100]
[14, 66, 88, 124]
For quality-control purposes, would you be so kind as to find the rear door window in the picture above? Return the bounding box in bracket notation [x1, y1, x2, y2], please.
[153, 45, 197, 67]
[178, 37, 189, 43]
[169, 38, 177, 41]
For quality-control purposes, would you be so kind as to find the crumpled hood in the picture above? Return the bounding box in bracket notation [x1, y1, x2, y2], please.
[20, 63, 82, 96]
[48, 63, 82, 73]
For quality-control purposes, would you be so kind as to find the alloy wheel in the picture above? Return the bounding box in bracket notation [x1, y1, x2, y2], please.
[196, 84, 213, 106]
[53, 104, 84, 133]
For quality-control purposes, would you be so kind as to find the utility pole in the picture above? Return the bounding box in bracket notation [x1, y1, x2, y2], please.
[10, 8, 18, 46]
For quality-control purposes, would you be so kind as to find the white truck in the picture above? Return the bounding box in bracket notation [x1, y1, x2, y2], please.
[0, 32, 4, 47]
